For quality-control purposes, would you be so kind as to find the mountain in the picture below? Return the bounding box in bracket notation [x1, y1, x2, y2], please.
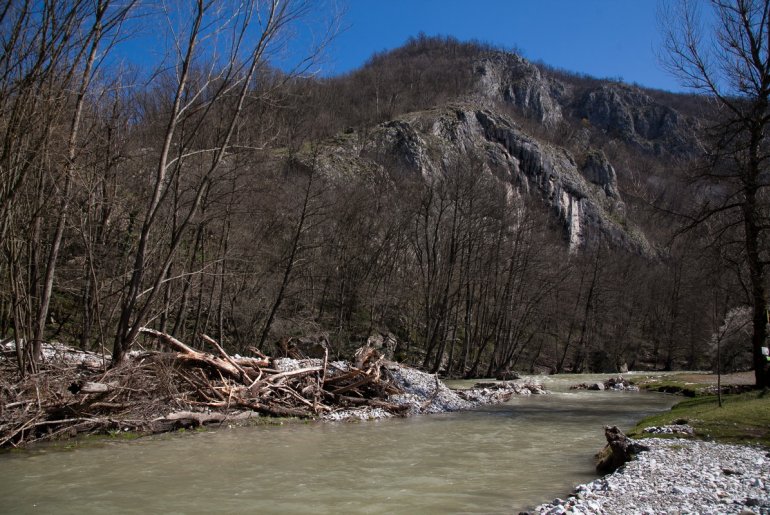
[297, 38, 701, 257]
[247, 36, 727, 375]
[315, 104, 645, 253]
[6, 32, 730, 379]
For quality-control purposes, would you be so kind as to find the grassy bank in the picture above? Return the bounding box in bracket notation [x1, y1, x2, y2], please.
[628, 389, 770, 447]
[631, 371, 756, 397]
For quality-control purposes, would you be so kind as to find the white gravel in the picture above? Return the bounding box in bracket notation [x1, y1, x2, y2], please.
[384, 363, 548, 415]
[533, 438, 770, 515]
[385, 363, 475, 414]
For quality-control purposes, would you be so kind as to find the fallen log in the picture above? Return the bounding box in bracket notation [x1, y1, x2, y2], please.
[324, 369, 364, 384]
[152, 411, 233, 430]
[267, 366, 324, 383]
[139, 328, 243, 380]
[233, 356, 270, 368]
[330, 375, 374, 396]
[237, 400, 313, 419]
[0, 334, 430, 448]
[200, 334, 255, 383]
[68, 381, 117, 394]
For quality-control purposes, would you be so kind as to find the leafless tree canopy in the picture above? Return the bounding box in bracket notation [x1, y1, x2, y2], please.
[0, 3, 763, 384]
[661, 0, 770, 387]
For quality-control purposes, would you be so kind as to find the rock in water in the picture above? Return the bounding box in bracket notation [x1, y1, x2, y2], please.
[595, 425, 650, 474]
[588, 382, 605, 391]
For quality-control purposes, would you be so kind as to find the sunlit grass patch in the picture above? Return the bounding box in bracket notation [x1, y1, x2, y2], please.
[630, 390, 770, 447]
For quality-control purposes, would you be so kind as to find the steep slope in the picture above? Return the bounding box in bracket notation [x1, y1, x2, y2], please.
[473, 53, 564, 127]
[472, 51, 699, 156]
[302, 45, 701, 256]
[315, 105, 646, 253]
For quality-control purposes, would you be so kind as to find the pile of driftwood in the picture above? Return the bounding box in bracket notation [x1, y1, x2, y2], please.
[0, 328, 407, 448]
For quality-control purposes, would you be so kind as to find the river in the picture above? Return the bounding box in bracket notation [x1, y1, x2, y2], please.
[0, 373, 676, 514]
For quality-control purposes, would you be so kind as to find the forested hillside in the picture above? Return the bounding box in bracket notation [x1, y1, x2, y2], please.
[1, 2, 763, 379]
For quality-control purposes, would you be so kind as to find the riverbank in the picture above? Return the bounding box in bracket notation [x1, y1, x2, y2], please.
[532, 438, 770, 514]
[0, 335, 547, 448]
[633, 371, 757, 397]
[531, 373, 770, 514]
[628, 389, 770, 447]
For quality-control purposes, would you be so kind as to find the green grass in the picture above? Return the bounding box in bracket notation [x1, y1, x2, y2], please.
[632, 377, 709, 397]
[629, 389, 770, 447]
[632, 372, 755, 397]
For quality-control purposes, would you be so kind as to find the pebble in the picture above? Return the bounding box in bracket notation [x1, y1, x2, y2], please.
[533, 438, 770, 514]
[642, 424, 695, 436]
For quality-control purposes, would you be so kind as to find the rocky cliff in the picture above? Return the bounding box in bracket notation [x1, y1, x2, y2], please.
[307, 49, 698, 255]
[315, 104, 649, 254]
[471, 51, 699, 157]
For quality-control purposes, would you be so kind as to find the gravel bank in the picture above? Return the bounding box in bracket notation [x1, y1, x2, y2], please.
[271, 358, 548, 421]
[385, 362, 547, 415]
[533, 438, 770, 515]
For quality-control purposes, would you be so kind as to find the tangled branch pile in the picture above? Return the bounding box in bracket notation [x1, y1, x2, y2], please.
[0, 329, 409, 447]
[1, 329, 548, 448]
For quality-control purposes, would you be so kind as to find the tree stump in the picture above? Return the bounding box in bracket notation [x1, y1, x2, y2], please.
[595, 425, 649, 474]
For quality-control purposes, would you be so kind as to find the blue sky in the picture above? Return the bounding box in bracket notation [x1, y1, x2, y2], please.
[115, 1, 690, 93]
[311, 0, 685, 92]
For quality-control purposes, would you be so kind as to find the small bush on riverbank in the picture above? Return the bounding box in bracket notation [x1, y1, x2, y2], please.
[630, 390, 770, 446]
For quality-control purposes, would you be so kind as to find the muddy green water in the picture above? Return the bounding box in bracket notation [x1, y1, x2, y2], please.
[0, 374, 675, 514]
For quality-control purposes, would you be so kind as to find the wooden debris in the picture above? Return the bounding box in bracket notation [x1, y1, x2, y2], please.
[69, 381, 117, 394]
[0, 330, 406, 448]
[595, 425, 651, 473]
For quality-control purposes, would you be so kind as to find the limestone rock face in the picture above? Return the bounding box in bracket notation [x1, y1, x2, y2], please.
[316, 104, 650, 254]
[473, 53, 563, 127]
[366, 119, 437, 178]
[576, 84, 697, 155]
[473, 109, 644, 253]
[472, 52, 697, 157]
[581, 151, 620, 199]
[305, 49, 704, 255]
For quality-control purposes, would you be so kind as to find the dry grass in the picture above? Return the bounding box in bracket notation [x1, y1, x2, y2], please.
[633, 371, 757, 397]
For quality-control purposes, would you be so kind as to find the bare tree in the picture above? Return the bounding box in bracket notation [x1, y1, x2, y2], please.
[662, 0, 770, 387]
[111, 0, 329, 363]
[0, 1, 135, 371]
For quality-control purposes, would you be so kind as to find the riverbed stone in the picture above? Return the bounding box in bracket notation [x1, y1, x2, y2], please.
[534, 438, 770, 515]
[642, 424, 694, 436]
[588, 382, 605, 391]
[317, 360, 549, 420]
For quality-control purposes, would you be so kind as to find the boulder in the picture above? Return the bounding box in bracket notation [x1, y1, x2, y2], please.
[570, 383, 588, 390]
[588, 382, 605, 391]
[604, 376, 639, 391]
[366, 332, 398, 360]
